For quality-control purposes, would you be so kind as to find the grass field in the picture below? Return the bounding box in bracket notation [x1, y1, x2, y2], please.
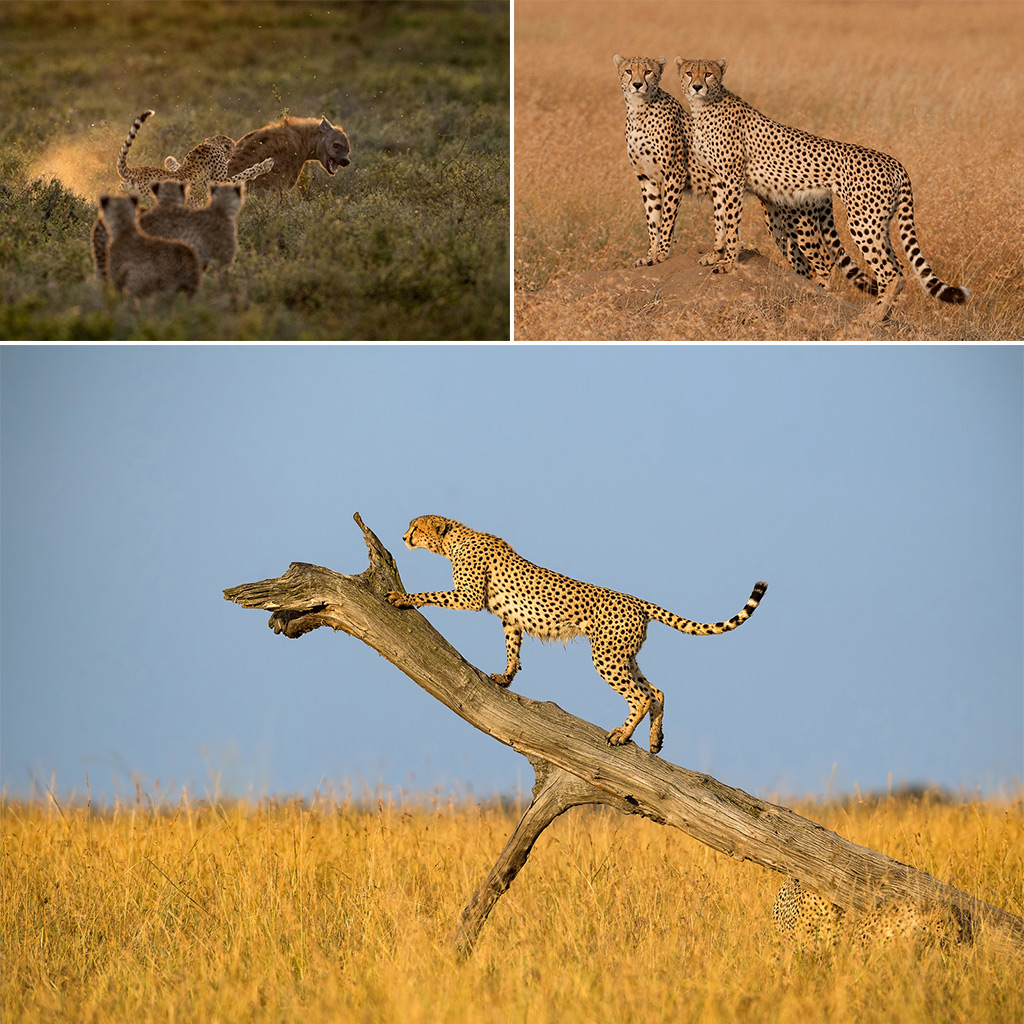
[0, 1, 509, 340]
[3, 788, 1021, 1022]
[514, 0, 1024, 340]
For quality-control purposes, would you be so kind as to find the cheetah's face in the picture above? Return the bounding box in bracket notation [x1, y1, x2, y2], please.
[674, 58, 728, 103]
[613, 55, 667, 101]
[403, 515, 450, 556]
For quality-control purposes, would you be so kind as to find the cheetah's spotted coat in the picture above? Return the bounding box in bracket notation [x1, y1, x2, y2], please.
[614, 55, 876, 295]
[675, 58, 969, 319]
[386, 516, 766, 753]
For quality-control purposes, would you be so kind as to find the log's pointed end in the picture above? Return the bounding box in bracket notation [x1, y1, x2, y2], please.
[353, 512, 403, 592]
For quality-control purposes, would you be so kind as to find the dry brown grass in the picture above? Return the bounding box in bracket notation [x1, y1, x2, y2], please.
[3, 788, 1022, 1022]
[514, 0, 1024, 340]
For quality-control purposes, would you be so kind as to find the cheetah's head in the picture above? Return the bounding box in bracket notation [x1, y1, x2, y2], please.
[674, 58, 728, 104]
[613, 55, 667, 103]
[402, 515, 454, 556]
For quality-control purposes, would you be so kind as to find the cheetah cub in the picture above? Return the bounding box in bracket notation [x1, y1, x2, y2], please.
[98, 195, 200, 299]
[141, 180, 246, 271]
[613, 55, 875, 295]
[675, 58, 969, 319]
[387, 516, 766, 753]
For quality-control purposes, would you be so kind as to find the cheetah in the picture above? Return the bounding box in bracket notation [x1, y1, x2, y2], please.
[97, 195, 200, 299]
[386, 515, 766, 753]
[614, 55, 876, 295]
[772, 877, 959, 952]
[224, 115, 351, 191]
[140, 181, 246, 271]
[116, 110, 274, 209]
[163, 135, 236, 173]
[674, 58, 970, 319]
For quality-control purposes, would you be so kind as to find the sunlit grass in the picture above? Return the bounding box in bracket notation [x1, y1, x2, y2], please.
[3, 787, 1021, 1022]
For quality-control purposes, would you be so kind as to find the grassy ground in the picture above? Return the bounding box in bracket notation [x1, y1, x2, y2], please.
[0, 1, 509, 340]
[3, 788, 1021, 1022]
[514, 0, 1024, 340]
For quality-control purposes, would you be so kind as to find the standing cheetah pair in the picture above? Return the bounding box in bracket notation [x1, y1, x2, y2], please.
[615, 55, 969, 319]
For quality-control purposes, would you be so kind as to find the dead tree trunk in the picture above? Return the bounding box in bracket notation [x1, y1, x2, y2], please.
[223, 513, 1024, 959]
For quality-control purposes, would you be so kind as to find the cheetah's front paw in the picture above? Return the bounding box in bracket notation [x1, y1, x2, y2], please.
[386, 591, 413, 608]
[632, 254, 656, 268]
[490, 672, 513, 688]
[605, 726, 633, 747]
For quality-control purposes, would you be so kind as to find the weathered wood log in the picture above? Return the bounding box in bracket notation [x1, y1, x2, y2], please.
[223, 513, 1024, 959]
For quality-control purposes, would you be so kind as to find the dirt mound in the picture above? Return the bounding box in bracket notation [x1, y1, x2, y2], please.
[515, 246, 884, 341]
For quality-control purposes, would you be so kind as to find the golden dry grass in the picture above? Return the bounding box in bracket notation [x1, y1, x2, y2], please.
[3, 788, 1022, 1022]
[514, 0, 1024, 340]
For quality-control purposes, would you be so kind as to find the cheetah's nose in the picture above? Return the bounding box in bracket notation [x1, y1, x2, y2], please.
[632, 81, 643, 90]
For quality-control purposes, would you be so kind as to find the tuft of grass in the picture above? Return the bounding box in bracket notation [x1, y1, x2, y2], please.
[2, 788, 1021, 1022]
[0, 0, 509, 340]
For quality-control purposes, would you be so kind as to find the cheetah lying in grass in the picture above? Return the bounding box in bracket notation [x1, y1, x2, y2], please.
[773, 877, 962, 952]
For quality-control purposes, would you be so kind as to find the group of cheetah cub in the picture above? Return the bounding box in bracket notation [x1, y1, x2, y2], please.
[91, 108, 352, 299]
[90, 109, 270, 299]
[615, 55, 969, 321]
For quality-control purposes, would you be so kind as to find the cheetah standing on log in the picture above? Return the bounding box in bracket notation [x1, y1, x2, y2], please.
[674, 58, 969, 320]
[614, 55, 876, 295]
[386, 516, 766, 754]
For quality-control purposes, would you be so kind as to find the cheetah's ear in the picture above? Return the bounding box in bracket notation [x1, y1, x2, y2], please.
[674, 56, 684, 68]
[656, 56, 667, 69]
[716, 59, 728, 76]
[613, 54, 624, 68]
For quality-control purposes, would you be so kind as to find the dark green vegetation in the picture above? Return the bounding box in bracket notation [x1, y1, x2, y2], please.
[0, 1, 509, 340]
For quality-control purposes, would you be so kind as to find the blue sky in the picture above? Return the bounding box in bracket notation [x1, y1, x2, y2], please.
[2, 345, 1021, 805]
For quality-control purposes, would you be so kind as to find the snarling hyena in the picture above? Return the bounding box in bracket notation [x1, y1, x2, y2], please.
[225, 115, 351, 190]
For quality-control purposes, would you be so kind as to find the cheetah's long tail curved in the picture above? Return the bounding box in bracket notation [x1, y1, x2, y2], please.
[117, 109, 155, 180]
[642, 580, 767, 636]
[895, 170, 969, 305]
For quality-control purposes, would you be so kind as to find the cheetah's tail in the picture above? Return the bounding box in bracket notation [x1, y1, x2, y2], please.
[895, 170, 969, 305]
[117, 109, 155, 178]
[643, 580, 767, 636]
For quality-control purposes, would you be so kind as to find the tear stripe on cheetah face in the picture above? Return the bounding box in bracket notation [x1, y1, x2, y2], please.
[386, 515, 766, 754]
[674, 57, 969, 319]
[612, 55, 877, 295]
